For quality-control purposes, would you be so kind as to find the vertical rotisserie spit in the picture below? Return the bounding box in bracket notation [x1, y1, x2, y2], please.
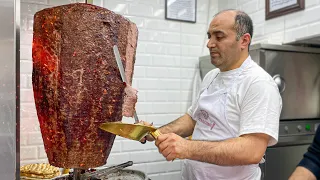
[32, 3, 138, 169]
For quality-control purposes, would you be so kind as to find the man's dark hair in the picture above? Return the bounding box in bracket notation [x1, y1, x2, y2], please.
[214, 9, 254, 49]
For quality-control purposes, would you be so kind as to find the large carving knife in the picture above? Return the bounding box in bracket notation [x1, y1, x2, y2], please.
[113, 45, 140, 123]
[99, 122, 161, 141]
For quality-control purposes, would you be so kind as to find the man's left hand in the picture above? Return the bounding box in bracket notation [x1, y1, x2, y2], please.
[155, 133, 191, 161]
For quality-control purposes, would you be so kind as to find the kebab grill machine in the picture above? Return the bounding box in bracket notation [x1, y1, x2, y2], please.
[24, 1, 149, 179]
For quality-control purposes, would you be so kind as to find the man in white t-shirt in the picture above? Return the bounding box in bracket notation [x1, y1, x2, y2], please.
[141, 9, 282, 180]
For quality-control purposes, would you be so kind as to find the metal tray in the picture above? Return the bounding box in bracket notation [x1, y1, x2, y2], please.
[97, 169, 149, 180]
[50, 169, 150, 180]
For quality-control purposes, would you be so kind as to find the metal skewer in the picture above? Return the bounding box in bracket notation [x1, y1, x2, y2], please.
[73, 168, 82, 180]
[85, 0, 93, 4]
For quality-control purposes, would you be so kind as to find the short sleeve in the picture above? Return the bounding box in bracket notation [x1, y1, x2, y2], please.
[239, 80, 282, 146]
[187, 106, 193, 116]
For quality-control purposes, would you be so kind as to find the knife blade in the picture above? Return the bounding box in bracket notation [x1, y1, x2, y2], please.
[113, 45, 140, 123]
[99, 122, 161, 141]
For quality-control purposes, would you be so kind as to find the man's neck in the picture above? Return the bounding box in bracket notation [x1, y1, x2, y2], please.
[221, 52, 249, 72]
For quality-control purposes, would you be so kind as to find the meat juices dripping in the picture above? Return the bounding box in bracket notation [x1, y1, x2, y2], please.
[32, 3, 138, 169]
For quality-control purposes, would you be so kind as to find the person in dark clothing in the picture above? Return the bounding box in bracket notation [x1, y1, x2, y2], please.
[289, 126, 320, 180]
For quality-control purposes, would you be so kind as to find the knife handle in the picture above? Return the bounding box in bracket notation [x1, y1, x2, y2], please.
[150, 129, 162, 139]
[151, 130, 176, 162]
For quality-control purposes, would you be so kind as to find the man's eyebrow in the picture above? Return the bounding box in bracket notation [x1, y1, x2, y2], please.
[207, 29, 226, 35]
[212, 30, 225, 34]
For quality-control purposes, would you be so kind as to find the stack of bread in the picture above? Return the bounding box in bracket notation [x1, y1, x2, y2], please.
[20, 163, 60, 179]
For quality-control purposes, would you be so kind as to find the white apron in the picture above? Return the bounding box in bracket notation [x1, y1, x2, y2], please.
[181, 58, 261, 180]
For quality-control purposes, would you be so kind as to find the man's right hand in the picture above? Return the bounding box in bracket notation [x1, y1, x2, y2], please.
[138, 121, 156, 143]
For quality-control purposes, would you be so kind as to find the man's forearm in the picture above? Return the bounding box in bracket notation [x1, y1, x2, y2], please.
[185, 134, 268, 166]
[159, 113, 196, 138]
[289, 167, 316, 180]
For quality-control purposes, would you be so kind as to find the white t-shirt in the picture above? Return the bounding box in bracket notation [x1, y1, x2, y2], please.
[187, 56, 282, 146]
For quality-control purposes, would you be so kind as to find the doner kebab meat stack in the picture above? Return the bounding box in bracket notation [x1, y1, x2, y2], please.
[32, 3, 138, 169]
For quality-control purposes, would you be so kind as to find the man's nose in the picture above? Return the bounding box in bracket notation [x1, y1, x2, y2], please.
[207, 38, 216, 49]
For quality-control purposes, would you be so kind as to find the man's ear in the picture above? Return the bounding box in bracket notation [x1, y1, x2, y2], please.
[240, 33, 251, 50]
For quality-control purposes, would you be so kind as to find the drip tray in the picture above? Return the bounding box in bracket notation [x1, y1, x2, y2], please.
[98, 169, 149, 180]
[53, 169, 150, 180]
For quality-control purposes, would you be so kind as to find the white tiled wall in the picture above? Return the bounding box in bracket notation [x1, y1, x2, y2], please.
[20, 0, 320, 178]
[20, 0, 211, 179]
[218, 0, 320, 45]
